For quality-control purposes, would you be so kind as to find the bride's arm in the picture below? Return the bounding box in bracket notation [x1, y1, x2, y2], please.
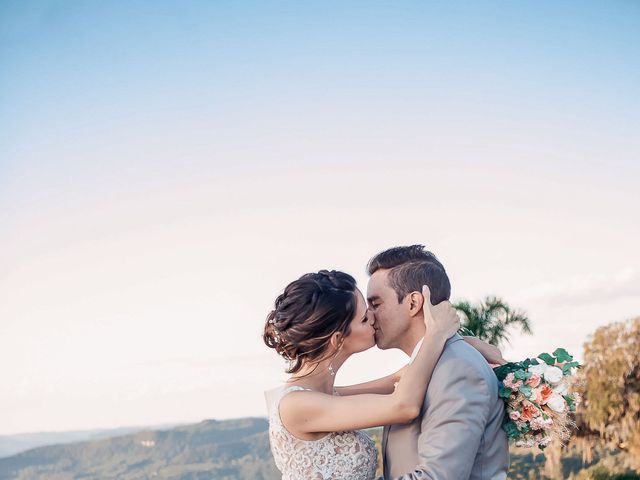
[335, 337, 503, 396]
[462, 336, 506, 365]
[279, 286, 460, 434]
[334, 367, 406, 396]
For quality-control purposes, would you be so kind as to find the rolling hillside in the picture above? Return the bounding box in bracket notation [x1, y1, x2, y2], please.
[0, 418, 278, 480]
[0, 417, 635, 480]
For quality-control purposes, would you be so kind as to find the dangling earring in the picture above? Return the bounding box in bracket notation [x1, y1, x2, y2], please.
[328, 341, 343, 377]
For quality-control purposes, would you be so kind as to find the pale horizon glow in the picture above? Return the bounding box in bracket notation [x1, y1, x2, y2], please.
[1, 1, 639, 436]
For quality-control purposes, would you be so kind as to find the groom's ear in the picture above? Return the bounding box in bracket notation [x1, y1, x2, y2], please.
[407, 291, 424, 317]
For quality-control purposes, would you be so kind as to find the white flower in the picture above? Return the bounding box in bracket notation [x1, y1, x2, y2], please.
[529, 362, 548, 376]
[538, 435, 553, 447]
[553, 381, 568, 395]
[547, 394, 567, 413]
[516, 439, 535, 448]
[544, 366, 564, 384]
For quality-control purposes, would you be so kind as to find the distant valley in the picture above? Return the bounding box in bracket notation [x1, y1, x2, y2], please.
[0, 418, 280, 480]
[0, 423, 184, 459]
[0, 417, 631, 479]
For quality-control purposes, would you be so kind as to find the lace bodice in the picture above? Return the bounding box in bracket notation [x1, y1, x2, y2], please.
[267, 385, 378, 480]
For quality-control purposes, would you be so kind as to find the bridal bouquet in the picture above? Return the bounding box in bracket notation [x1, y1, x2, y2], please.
[493, 348, 581, 450]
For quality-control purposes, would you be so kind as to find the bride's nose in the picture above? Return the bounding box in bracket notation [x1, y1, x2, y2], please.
[366, 310, 375, 326]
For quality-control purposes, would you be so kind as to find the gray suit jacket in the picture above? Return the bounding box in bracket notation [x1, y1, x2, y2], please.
[382, 334, 509, 480]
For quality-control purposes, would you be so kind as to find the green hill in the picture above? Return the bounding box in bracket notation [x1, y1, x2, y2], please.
[0, 417, 636, 480]
[0, 418, 278, 480]
[0, 424, 184, 459]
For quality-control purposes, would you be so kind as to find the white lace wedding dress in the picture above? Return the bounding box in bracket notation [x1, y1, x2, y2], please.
[266, 385, 378, 480]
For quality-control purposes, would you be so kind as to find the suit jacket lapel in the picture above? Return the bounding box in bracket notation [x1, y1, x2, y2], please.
[382, 425, 390, 475]
[383, 334, 463, 476]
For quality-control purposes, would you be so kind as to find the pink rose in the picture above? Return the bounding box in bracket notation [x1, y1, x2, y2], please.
[509, 410, 521, 421]
[516, 439, 535, 448]
[530, 417, 542, 430]
[520, 401, 541, 421]
[538, 435, 553, 447]
[503, 373, 516, 388]
[504, 372, 524, 389]
[531, 386, 543, 403]
[535, 384, 554, 404]
[530, 416, 550, 431]
[527, 374, 542, 388]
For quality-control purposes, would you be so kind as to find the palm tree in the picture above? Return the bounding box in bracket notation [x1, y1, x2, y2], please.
[454, 296, 532, 347]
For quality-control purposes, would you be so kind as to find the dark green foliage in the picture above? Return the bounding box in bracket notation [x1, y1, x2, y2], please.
[454, 296, 532, 347]
[492, 349, 579, 382]
[553, 348, 573, 363]
[494, 359, 534, 381]
[499, 386, 513, 399]
[576, 317, 640, 468]
[538, 353, 556, 365]
[585, 467, 640, 480]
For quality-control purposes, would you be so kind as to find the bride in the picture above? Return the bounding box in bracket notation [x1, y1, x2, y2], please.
[263, 270, 503, 480]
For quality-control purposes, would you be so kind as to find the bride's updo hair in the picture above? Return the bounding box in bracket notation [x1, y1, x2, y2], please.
[263, 270, 358, 374]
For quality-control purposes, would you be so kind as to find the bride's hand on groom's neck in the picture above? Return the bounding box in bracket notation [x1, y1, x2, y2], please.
[421, 285, 460, 340]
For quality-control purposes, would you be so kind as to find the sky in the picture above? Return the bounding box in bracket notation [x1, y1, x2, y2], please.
[1, 0, 639, 435]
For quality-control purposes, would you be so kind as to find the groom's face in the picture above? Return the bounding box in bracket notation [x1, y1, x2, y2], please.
[366, 269, 411, 350]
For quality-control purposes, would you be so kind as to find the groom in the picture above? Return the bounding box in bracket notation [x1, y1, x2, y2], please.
[366, 245, 509, 480]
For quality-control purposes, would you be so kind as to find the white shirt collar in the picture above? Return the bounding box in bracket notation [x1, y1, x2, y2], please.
[409, 337, 424, 364]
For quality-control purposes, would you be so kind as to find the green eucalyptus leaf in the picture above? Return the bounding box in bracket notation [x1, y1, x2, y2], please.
[504, 421, 519, 439]
[538, 353, 555, 365]
[519, 385, 532, 398]
[562, 361, 580, 374]
[553, 348, 573, 363]
[494, 362, 524, 380]
[499, 386, 513, 399]
[519, 423, 531, 434]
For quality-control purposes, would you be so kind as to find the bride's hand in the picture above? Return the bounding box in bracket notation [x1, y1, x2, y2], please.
[422, 285, 460, 340]
[394, 365, 409, 383]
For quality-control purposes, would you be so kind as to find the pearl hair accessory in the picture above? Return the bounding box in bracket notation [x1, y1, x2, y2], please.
[268, 318, 294, 361]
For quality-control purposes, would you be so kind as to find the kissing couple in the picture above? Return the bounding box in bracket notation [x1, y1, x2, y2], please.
[264, 245, 510, 479]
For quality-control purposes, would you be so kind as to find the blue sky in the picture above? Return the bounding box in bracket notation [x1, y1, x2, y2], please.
[3, 1, 639, 171]
[1, 1, 639, 434]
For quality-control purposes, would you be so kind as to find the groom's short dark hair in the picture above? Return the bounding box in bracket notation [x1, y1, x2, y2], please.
[367, 245, 451, 304]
